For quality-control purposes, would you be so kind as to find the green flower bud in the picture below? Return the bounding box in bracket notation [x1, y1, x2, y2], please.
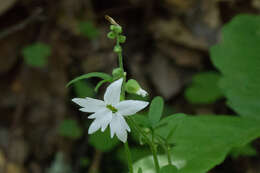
[114, 45, 122, 53]
[112, 68, 124, 78]
[126, 79, 148, 97]
[107, 31, 116, 39]
[110, 25, 122, 34]
[118, 35, 126, 43]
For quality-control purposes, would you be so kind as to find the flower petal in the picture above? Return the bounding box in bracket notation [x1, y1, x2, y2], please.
[115, 100, 149, 116]
[88, 108, 109, 119]
[72, 97, 105, 112]
[100, 111, 113, 132]
[109, 114, 130, 142]
[88, 119, 101, 134]
[88, 110, 113, 133]
[104, 78, 123, 105]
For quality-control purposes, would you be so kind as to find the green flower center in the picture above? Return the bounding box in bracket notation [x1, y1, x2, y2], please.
[106, 104, 118, 113]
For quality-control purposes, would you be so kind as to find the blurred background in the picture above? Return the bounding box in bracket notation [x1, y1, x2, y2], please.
[0, 0, 259, 173]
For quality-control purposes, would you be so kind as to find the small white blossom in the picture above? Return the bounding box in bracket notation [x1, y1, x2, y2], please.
[136, 88, 148, 97]
[72, 78, 149, 142]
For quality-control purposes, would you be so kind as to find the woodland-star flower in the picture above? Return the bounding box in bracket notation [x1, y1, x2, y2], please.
[72, 78, 149, 142]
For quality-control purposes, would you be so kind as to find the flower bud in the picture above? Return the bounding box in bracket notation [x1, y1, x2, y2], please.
[114, 45, 122, 53]
[107, 31, 116, 39]
[110, 25, 122, 34]
[126, 79, 148, 97]
[112, 68, 124, 79]
[118, 35, 126, 43]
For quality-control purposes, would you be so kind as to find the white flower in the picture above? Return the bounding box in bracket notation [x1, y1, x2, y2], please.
[72, 78, 149, 143]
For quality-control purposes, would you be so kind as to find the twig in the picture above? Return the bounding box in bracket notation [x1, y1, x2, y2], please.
[0, 8, 44, 40]
[88, 149, 102, 173]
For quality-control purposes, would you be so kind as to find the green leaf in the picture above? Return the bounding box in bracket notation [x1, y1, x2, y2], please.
[160, 165, 178, 173]
[89, 128, 120, 152]
[230, 143, 257, 159]
[210, 14, 260, 120]
[58, 119, 83, 140]
[73, 81, 95, 98]
[66, 72, 112, 87]
[134, 115, 260, 173]
[148, 96, 164, 127]
[185, 71, 223, 104]
[117, 147, 151, 165]
[132, 113, 150, 128]
[78, 21, 99, 39]
[22, 43, 51, 67]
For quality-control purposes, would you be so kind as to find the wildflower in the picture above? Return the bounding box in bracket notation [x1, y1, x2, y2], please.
[72, 78, 149, 142]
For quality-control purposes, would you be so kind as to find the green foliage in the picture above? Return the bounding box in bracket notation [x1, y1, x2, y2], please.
[132, 113, 150, 128]
[230, 143, 257, 159]
[160, 165, 178, 173]
[148, 97, 164, 127]
[22, 42, 51, 67]
[138, 168, 143, 173]
[134, 114, 260, 173]
[89, 129, 120, 152]
[78, 21, 99, 39]
[58, 119, 83, 140]
[66, 72, 112, 87]
[73, 81, 95, 98]
[117, 147, 151, 165]
[185, 72, 223, 104]
[210, 14, 260, 120]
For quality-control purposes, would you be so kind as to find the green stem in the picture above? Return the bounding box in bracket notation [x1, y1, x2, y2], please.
[165, 144, 172, 165]
[117, 37, 132, 173]
[150, 144, 160, 173]
[116, 37, 124, 71]
[124, 141, 133, 173]
[128, 118, 160, 173]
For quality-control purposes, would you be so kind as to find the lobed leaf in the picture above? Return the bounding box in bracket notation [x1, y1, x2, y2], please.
[185, 71, 223, 104]
[210, 14, 260, 120]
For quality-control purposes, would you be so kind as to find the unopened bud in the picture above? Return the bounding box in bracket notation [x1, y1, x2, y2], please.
[112, 68, 124, 79]
[126, 79, 148, 97]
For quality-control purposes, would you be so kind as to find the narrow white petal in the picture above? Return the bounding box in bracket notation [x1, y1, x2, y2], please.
[100, 111, 113, 132]
[104, 78, 123, 105]
[88, 119, 101, 134]
[72, 97, 105, 112]
[117, 113, 131, 132]
[88, 110, 113, 133]
[115, 100, 149, 116]
[88, 108, 109, 119]
[116, 129, 127, 143]
[109, 118, 116, 138]
[110, 114, 130, 142]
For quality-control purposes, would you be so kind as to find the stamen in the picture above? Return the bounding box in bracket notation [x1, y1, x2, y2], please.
[106, 104, 118, 113]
